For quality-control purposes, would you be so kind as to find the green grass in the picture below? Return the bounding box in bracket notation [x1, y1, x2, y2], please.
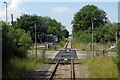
[72, 39, 91, 51]
[3, 54, 48, 78]
[72, 39, 110, 51]
[57, 39, 66, 49]
[78, 59, 86, 65]
[75, 39, 118, 78]
[85, 56, 118, 78]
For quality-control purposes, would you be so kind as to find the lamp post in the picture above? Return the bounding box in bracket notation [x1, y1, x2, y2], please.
[4, 2, 7, 23]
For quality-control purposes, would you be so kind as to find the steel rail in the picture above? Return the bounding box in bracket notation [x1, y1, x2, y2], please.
[64, 40, 70, 49]
[49, 59, 60, 80]
[71, 59, 75, 80]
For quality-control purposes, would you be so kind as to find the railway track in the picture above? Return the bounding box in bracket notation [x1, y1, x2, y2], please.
[48, 59, 75, 80]
[48, 38, 76, 80]
[64, 39, 70, 49]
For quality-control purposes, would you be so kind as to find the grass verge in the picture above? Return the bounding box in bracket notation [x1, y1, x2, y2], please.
[85, 56, 118, 78]
[3, 54, 48, 78]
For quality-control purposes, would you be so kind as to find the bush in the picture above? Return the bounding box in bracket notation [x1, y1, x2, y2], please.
[2, 23, 32, 59]
[2, 22, 32, 77]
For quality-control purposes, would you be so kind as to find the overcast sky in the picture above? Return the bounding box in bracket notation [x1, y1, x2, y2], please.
[0, 0, 119, 34]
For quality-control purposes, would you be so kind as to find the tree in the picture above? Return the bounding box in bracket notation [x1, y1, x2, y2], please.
[14, 14, 69, 42]
[47, 19, 63, 40]
[15, 14, 44, 42]
[72, 5, 108, 37]
[62, 29, 69, 38]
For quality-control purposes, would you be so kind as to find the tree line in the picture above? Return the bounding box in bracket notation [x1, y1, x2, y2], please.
[14, 14, 69, 43]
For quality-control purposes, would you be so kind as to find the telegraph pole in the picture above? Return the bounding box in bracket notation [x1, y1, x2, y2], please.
[92, 21, 94, 58]
[35, 23, 37, 60]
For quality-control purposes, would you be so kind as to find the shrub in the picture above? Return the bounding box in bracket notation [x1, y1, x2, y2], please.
[2, 22, 32, 77]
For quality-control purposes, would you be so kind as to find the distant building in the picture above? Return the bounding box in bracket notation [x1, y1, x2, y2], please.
[46, 34, 58, 47]
[46, 35, 58, 43]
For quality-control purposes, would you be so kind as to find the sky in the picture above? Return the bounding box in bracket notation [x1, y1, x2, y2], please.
[0, 0, 119, 34]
